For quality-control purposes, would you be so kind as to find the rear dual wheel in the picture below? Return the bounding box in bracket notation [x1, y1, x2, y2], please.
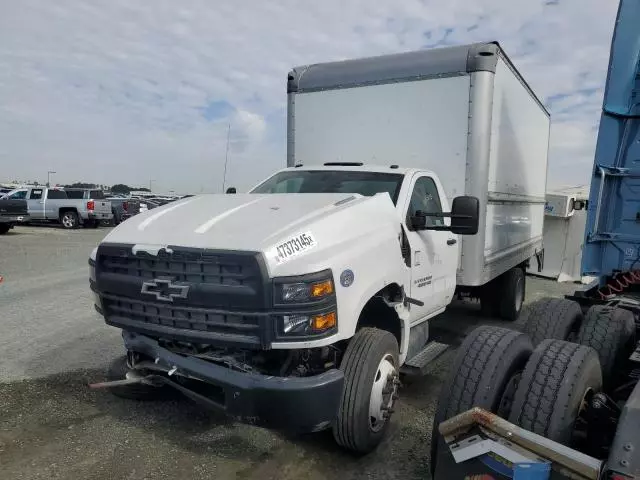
[480, 267, 526, 322]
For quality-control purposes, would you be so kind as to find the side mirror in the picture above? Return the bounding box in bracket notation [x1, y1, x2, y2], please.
[225, 187, 237, 194]
[450, 196, 479, 235]
[411, 213, 427, 230]
[573, 199, 587, 211]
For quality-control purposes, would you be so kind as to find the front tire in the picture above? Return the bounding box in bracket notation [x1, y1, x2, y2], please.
[60, 211, 79, 229]
[0, 224, 10, 235]
[333, 328, 399, 454]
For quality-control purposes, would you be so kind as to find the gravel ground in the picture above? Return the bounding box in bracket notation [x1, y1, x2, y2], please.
[0, 225, 576, 479]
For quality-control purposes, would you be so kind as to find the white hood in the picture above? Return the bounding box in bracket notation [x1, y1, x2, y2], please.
[101, 192, 401, 275]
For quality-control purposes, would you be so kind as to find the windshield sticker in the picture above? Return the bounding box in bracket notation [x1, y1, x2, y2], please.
[269, 231, 317, 265]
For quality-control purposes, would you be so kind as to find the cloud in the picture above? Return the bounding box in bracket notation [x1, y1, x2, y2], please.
[0, 0, 619, 192]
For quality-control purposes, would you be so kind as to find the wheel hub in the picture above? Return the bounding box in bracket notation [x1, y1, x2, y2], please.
[369, 353, 399, 432]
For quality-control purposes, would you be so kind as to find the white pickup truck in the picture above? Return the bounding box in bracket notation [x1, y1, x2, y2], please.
[89, 41, 549, 453]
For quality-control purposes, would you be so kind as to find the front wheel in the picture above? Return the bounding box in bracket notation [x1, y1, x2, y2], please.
[0, 224, 10, 235]
[333, 328, 399, 454]
[60, 211, 79, 229]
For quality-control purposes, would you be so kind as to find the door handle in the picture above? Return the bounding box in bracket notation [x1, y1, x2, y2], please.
[447, 238, 457, 246]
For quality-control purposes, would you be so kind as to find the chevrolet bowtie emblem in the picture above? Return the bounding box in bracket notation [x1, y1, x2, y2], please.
[140, 278, 190, 302]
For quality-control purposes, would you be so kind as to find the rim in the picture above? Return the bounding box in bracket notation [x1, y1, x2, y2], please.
[62, 214, 75, 228]
[514, 276, 524, 312]
[368, 353, 398, 432]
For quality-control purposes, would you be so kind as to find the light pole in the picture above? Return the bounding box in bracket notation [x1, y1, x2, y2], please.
[221, 122, 231, 193]
[47, 171, 56, 187]
[149, 179, 154, 192]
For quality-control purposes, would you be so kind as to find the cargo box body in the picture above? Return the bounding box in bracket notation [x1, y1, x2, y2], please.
[287, 42, 550, 286]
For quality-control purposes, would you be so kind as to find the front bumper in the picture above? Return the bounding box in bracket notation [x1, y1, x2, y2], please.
[123, 331, 345, 432]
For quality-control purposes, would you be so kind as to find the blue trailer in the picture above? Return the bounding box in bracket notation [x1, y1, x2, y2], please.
[432, 1, 640, 478]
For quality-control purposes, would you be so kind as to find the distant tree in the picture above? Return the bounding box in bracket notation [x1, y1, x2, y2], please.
[136, 187, 151, 192]
[111, 184, 131, 194]
[64, 182, 97, 189]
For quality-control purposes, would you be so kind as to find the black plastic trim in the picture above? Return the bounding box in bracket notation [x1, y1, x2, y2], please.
[123, 332, 345, 432]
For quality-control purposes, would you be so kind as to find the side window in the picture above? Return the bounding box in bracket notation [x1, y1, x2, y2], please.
[29, 189, 43, 200]
[407, 177, 444, 227]
[10, 190, 27, 200]
[47, 189, 67, 199]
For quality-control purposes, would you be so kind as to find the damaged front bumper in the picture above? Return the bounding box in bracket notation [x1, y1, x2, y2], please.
[119, 331, 345, 433]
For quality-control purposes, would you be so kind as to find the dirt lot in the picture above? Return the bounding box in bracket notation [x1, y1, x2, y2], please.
[0, 225, 575, 479]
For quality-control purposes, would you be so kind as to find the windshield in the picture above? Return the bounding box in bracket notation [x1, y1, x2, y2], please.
[250, 170, 404, 205]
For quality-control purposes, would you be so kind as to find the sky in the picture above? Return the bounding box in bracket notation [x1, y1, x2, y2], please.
[0, 0, 619, 194]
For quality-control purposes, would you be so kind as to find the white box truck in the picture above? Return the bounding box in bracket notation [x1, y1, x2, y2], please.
[89, 41, 549, 454]
[287, 41, 549, 306]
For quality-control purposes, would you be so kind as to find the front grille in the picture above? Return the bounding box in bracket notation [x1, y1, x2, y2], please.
[95, 243, 270, 347]
[101, 249, 250, 286]
[102, 293, 264, 346]
[96, 244, 266, 310]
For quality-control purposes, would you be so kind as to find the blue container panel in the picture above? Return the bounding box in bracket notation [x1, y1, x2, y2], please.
[581, 0, 640, 280]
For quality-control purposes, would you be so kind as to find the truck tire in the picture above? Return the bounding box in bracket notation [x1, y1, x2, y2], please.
[107, 355, 169, 401]
[480, 268, 525, 321]
[497, 267, 526, 321]
[479, 280, 499, 317]
[429, 326, 533, 475]
[521, 297, 583, 346]
[60, 210, 79, 229]
[508, 339, 602, 446]
[0, 224, 10, 235]
[333, 327, 400, 454]
[577, 305, 636, 387]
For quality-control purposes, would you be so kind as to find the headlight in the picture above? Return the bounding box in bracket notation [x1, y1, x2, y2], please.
[274, 269, 337, 338]
[281, 311, 337, 336]
[280, 279, 334, 303]
[274, 270, 335, 305]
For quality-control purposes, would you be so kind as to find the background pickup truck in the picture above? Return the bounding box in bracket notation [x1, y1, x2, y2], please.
[0, 199, 29, 234]
[104, 196, 141, 225]
[2, 187, 112, 229]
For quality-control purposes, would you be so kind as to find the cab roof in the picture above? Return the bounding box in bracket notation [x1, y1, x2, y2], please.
[282, 163, 434, 177]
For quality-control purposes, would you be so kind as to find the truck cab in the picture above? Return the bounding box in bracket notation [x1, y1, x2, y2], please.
[249, 163, 464, 323]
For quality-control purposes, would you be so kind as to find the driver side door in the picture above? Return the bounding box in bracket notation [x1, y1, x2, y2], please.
[403, 174, 457, 324]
